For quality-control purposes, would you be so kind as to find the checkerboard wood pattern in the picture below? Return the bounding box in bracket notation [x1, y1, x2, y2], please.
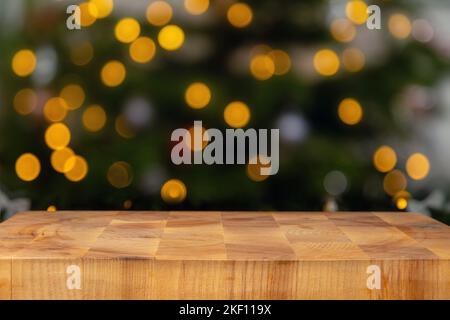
[0, 211, 449, 299]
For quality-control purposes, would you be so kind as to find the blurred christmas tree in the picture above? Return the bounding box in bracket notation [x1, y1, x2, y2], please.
[0, 0, 449, 224]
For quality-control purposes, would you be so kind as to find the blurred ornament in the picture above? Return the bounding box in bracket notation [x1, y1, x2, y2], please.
[412, 19, 434, 43]
[161, 179, 187, 204]
[275, 112, 309, 144]
[123, 97, 153, 129]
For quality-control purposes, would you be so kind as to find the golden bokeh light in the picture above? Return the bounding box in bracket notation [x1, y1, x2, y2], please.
[185, 82, 211, 109]
[14, 89, 37, 116]
[388, 14, 412, 39]
[373, 146, 397, 173]
[224, 101, 251, 128]
[60, 84, 85, 110]
[346, 0, 368, 25]
[396, 197, 408, 210]
[115, 18, 141, 43]
[383, 170, 407, 196]
[184, 0, 209, 15]
[129, 37, 156, 64]
[250, 54, 275, 80]
[247, 156, 271, 182]
[342, 48, 365, 72]
[70, 42, 94, 66]
[90, 0, 113, 18]
[101, 60, 126, 87]
[330, 19, 356, 43]
[338, 98, 363, 125]
[79, 2, 98, 27]
[12, 49, 36, 77]
[64, 156, 89, 182]
[115, 115, 136, 139]
[394, 190, 411, 211]
[269, 50, 291, 76]
[107, 161, 133, 188]
[43, 97, 69, 123]
[406, 153, 430, 180]
[158, 25, 185, 51]
[146, 1, 173, 26]
[227, 3, 253, 28]
[45, 123, 71, 150]
[161, 179, 187, 204]
[123, 200, 133, 209]
[313, 49, 340, 77]
[82, 105, 107, 132]
[47, 205, 57, 212]
[15, 153, 41, 182]
[51, 148, 76, 173]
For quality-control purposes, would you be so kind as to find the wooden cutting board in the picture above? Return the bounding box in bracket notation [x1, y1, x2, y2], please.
[0, 211, 449, 300]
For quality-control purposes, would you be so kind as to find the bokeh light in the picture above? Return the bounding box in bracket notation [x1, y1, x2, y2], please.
[45, 123, 71, 150]
[330, 19, 356, 43]
[158, 25, 185, 51]
[115, 18, 141, 43]
[227, 3, 253, 28]
[247, 156, 271, 182]
[14, 89, 37, 115]
[82, 105, 107, 132]
[43, 97, 69, 123]
[373, 146, 397, 173]
[51, 148, 76, 173]
[107, 161, 133, 188]
[70, 42, 94, 66]
[184, 0, 209, 15]
[338, 98, 363, 125]
[269, 50, 291, 75]
[47, 205, 57, 212]
[161, 179, 187, 204]
[224, 101, 251, 128]
[79, 2, 98, 27]
[389, 14, 412, 39]
[146, 1, 173, 26]
[15, 153, 41, 182]
[342, 48, 365, 73]
[60, 84, 85, 110]
[101, 60, 126, 87]
[383, 170, 407, 196]
[90, 0, 113, 18]
[346, 0, 368, 25]
[129, 37, 156, 64]
[250, 54, 275, 80]
[185, 82, 211, 109]
[64, 156, 89, 182]
[115, 115, 136, 139]
[313, 49, 340, 76]
[12, 49, 36, 77]
[406, 153, 430, 180]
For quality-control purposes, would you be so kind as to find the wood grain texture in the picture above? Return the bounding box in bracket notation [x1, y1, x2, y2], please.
[0, 211, 449, 300]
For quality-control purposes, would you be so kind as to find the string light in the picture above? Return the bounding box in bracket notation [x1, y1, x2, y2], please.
[101, 60, 126, 87]
[338, 98, 363, 125]
[313, 49, 340, 76]
[45, 123, 71, 150]
[345, 0, 368, 25]
[146, 1, 173, 26]
[342, 48, 365, 73]
[389, 14, 412, 39]
[89, 0, 113, 19]
[224, 101, 251, 128]
[161, 179, 187, 204]
[60, 84, 85, 110]
[115, 18, 141, 43]
[185, 82, 211, 109]
[14, 89, 37, 115]
[184, 0, 209, 15]
[43, 97, 68, 123]
[250, 54, 275, 80]
[79, 2, 98, 27]
[269, 50, 291, 76]
[12, 49, 36, 77]
[70, 42, 94, 66]
[64, 155, 89, 182]
[158, 25, 185, 51]
[107, 161, 133, 188]
[15, 153, 41, 182]
[115, 115, 136, 138]
[373, 146, 397, 173]
[129, 37, 156, 64]
[82, 105, 107, 132]
[227, 3, 253, 28]
[406, 153, 430, 180]
[51, 148, 76, 173]
[330, 19, 356, 43]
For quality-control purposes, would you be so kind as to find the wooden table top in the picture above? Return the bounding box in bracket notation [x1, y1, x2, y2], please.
[0, 211, 449, 261]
